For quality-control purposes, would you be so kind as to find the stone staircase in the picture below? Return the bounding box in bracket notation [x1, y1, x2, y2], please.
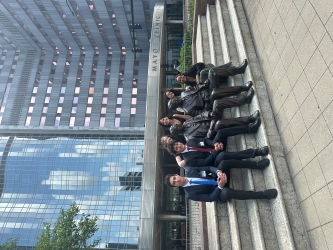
[194, 0, 311, 249]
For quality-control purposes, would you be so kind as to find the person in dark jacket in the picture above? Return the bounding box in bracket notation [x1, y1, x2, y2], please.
[176, 59, 248, 87]
[167, 117, 265, 168]
[165, 81, 253, 104]
[168, 87, 254, 117]
[164, 160, 278, 203]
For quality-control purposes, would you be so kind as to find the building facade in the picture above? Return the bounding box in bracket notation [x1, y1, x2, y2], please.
[0, 0, 160, 128]
[0, 0, 164, 249]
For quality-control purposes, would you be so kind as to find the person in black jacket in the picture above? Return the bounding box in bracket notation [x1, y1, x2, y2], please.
[176, 59, 248, 87]
[164, 160, 278, 203]
[168, 87, 254, 117]
[166, 117, 267, 168]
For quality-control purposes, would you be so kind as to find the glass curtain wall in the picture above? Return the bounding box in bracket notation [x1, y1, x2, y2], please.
[0, 134, 144, 249]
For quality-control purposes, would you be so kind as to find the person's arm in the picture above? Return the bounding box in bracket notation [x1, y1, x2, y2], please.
[196, 75, 200, 85]
[175, 155, 186, 168]
[173, 114, 192, 120]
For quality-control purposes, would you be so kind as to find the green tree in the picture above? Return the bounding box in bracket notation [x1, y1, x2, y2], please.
[35, 202, 100, 250]
[1, 238, 18, 250]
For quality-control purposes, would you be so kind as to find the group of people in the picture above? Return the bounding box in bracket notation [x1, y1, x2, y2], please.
[159, 60, 278, 203]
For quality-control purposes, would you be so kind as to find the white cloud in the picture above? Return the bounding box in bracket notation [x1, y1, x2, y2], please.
[42, 171, 95, 190]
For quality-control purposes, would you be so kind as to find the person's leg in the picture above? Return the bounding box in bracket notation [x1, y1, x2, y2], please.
[209, 81, 253, 100]
[213, 125, 249, 144]
[206, 116, 250, 139]
[214, 116, 250, 130]
[211, 59, 248, 77]
[211, 89, 254, 117]
[199, 63, 215, 83]
[219, 188, 265, 201]
[219, 187, 278, 201]
[213, 149, 257, 166]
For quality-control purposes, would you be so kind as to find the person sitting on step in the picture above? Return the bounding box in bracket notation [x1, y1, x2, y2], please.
[164, 159, 278, 203]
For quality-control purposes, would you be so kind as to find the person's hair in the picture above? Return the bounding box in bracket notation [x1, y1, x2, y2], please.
[158, 115, 174, 127]
[164, 89, 183, 100]
[160, 135, 173, 148]
[166, 140, 178, 155]
[175, 74, 183, 82]
[164, 174, 176, 187]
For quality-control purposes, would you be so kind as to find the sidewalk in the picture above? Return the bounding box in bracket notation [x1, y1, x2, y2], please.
[242, 0, 333, 249]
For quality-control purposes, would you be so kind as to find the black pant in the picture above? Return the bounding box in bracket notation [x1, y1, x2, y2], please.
[213, 148, 256, 167]
[217, 160, 265, 201]
[213, 124, 249, 147]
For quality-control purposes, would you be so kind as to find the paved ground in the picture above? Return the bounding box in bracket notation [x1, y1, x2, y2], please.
[242, 0, 333, 249]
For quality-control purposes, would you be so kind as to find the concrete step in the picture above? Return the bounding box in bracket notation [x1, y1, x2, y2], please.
[206, 5, 223, 65]
[226, 0, 311, 249]
[196, 16, 204, 62]
[194, 0, 311, 249]
[216, 0, 278, 249]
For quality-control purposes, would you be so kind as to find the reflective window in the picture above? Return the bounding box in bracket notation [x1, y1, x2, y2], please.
[43, 107, 48, 113]
[118, 88, 123, 95]
[61, 87, 66, 93]
[84, 117, 90, 126]
[25, 116, 31, 126]
[117, 98, 122, 104]
[28, 107, 34, 113]
[89, 87, 94, 94]
[57, 107, 62, 113]
[71, 107, 77, 113]
[116, 108, 121, 114]
[99, 117, 105, 127]
[75, 87, 80, 94]
[30, 97, 36, 103]
[131, 98, 137, 105]
[115, 117, 120, 127]
[101, 107, 106, 114]
[69, 117, 75, 126]
[131, 108, 136, 114]
[132, 88, 137, 95]
[103, 88, 109, 94]
[86, 107, 92, 114]
[88, 97, 93, 104]
[59, 97, 64, 103]
[73, 97, 78, 104]
[102, 97, 108, 104]
[33, 87, 38, 93]
[55, 117, 61, 126]
[44, 97, 50, 104]
[40, 116, 46, 126]
[0, 134, 144, 246]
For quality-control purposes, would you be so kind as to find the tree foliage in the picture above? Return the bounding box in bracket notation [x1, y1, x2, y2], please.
[1, 238, 18, 250]
[35, 203, 100, 250]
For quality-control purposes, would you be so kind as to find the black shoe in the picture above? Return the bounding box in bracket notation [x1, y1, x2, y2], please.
[255, 146, 269, 156]
[249, 110, 260, 123]
[235, 59, 248, 74]
[257, 158, 270, 170]
[241, 81, 253, 91]
[244, 88, 255, 104]
[248, 116, 261, 133]
[263, 189, 278, 199]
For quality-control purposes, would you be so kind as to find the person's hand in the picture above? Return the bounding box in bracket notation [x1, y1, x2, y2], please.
[214, 142, 224, 151]
[217, 171, 223, 178]
[217, 173, 227, 188]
